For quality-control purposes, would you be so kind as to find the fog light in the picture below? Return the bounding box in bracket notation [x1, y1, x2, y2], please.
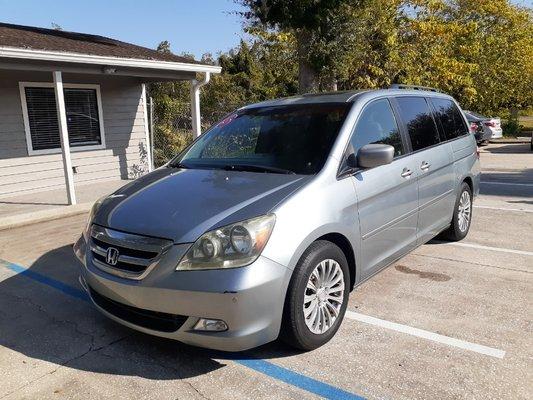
[193, 318, 228, 332]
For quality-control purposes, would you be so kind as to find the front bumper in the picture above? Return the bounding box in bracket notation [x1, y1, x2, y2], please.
[74, 234, 292, 351]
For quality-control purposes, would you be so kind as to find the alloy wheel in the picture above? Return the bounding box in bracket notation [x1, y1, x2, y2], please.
[458, 190, 472, 233]
[303, 259, 345, 334]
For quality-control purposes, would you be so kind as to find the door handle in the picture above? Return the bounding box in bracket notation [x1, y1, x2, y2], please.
[401, 168, 413, 178]
[420, 161, 431, 171]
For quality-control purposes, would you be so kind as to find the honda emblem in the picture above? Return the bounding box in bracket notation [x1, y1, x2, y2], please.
[106, 247, 120, 266]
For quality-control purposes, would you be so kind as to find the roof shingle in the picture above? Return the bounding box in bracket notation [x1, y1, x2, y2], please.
[0, 22, 202, 65]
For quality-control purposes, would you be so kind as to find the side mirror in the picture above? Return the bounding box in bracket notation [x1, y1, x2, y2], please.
[357, 144, 395, 168]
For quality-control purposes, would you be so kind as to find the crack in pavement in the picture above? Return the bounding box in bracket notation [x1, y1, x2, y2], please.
[0, 290, 133, 399]
[1, 291, 98, 339]
[94, 351, 213, 400]
[0, 290, 210, 399]
[0, 335, 132, 400]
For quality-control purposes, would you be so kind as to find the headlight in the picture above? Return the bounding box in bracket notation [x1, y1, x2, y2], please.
[83, 196, 106, 239]
[176, 214, 276, 271]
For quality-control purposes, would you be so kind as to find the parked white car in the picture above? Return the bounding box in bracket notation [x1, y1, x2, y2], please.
[464, 111, 502, 139]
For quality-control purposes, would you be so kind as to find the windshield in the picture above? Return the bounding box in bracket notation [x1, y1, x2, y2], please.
[171, 103, 352, 175]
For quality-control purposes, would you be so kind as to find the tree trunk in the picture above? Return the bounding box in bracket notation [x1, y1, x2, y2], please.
[296, 30, 319, 94]
[320, 75, 338, 92]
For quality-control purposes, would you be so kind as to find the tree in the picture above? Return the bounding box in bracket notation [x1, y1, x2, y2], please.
[396, 0, 532, 116]
[339, 0, 405, 90]
[453, 0, 532, 116]
[148, 33, 298, 165]
[238, 0, 363, 93]
[397, 1, 479, 105]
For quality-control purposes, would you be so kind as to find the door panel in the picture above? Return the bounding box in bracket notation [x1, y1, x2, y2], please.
[411, 143, 455, 243]
[394, 96, 457, 244]
[352, 156, 419, 278]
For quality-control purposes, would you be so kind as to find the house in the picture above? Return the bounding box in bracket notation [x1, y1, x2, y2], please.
[0, 22, 220, 205]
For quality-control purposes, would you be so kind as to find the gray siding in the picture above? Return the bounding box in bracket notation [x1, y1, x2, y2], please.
[0, 71, 149, 197]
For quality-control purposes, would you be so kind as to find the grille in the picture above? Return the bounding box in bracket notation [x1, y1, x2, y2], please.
[92, 251, 146, 273]
[92, 237, 158, 259]
[89, 225, 172, 280]
[89, 286, 187, 332]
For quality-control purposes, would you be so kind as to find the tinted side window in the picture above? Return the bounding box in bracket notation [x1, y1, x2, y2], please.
[430, 98, 467, 140]
[351, 99, 404, 157]
[396, 97, 440, 151]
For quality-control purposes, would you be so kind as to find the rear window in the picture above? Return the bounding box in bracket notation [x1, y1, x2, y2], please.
[174, 103, 352, 175]
[430, 98, 468, 140]
[396, 97, 441, 151]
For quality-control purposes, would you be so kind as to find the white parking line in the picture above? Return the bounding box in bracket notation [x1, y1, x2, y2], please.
[474, 205, 533, 213]
[481, 181, 533, 188]
[434, 241, 533, 257]
[345, 311, 506, 359]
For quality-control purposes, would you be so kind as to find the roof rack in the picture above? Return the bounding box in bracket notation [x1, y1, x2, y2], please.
[389, 84, 440, 92]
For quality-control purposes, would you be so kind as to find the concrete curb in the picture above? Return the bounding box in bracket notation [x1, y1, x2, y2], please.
[490, 137, 531, 144]
[0, 202, 93, 231]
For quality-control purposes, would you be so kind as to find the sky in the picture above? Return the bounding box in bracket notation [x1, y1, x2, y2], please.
[1, 0, 531, 60]
[0, 0, 247, 59]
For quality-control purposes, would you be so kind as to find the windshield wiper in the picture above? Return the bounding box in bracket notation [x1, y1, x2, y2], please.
[168, 162, 190, 169]
[222, 164, 296, 175]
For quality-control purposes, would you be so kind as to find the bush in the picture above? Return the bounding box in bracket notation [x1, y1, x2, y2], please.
[502, 118, 523, 137]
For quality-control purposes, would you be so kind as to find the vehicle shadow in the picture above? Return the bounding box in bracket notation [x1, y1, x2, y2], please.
[479, 168, 533, 199]
[483, 143, 531, 154]
[481, 169, 533, 182]
[507, 199, 533, 206]
[0, 245, 299, 381]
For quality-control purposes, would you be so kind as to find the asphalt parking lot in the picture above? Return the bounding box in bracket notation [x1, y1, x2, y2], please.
[0, 142, 531, 400]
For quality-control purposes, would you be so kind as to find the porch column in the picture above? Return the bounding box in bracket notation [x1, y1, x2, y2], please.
[141, 84, 153, 171]
[190, 72, 211, 137]
[53, 71, 76, 205]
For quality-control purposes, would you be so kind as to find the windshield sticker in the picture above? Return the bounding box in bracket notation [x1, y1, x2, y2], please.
[217, 113, 239, 128]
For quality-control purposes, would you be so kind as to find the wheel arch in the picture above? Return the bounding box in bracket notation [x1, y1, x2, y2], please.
[462, 176, 473, 193]
[315, 232, 357, 291]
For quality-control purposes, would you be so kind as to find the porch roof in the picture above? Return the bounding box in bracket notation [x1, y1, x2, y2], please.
[0, 22, 221, 79]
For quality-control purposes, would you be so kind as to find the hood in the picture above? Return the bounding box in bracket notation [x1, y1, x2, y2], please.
[93, 167, 310, 243]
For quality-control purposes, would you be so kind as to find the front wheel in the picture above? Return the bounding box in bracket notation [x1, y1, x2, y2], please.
[443, 182, 473, 241]
[280, 241, 349, 351]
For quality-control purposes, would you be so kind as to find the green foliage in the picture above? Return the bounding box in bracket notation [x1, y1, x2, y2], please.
[238, 0, 364, 91]
[392, 0, 532, 116]
[502, 118, 523, 137]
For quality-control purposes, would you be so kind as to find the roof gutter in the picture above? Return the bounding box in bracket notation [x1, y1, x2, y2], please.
[0, 46, 222, 74]
[191, 72, 212, 137]
[192, 71, 211, 91]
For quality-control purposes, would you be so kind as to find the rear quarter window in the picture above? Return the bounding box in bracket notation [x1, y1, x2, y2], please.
[430, 98, 468, 140]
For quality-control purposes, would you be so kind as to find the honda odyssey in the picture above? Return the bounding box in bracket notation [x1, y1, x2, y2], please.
[74, 87, 480, 351]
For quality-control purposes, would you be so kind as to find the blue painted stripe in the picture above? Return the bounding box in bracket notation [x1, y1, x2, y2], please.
[1, 260, 88, 302]
[234, 358, 365, 400]
[0, 258, 365, 400]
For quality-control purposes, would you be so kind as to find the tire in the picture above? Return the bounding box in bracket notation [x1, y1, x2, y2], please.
[280, 240, 350, 351]
[442, 182, 473, 241]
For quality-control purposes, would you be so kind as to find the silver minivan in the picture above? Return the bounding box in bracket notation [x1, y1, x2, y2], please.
[74, 88, 480, 351]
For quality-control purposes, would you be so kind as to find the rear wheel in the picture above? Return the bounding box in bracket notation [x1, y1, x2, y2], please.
[280, 241, 349, 351]
[443, 182, 472, 241]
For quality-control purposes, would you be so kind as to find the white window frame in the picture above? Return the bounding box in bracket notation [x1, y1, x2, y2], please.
[19, 82, 106, 156]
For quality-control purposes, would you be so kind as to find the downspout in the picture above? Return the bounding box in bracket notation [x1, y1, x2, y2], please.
[190, 72, 211, 137]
